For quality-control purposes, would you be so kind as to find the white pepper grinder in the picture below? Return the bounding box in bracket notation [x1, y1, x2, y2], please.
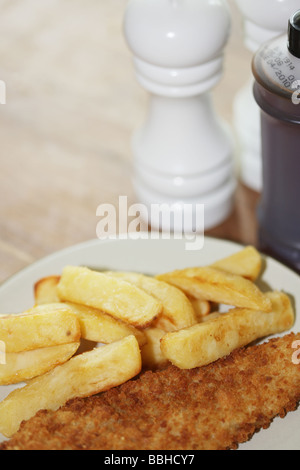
[124, 0, 236, 233]
[234, 0, 300, 192]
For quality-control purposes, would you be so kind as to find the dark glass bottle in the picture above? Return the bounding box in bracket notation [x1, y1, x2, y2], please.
[253, 11, 300, 273]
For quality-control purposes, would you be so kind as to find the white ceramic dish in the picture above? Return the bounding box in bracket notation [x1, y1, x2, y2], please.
[0, 236, 299, 450]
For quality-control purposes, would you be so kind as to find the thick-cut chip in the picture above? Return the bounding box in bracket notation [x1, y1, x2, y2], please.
[0, 335, 142, 437]
[161, 291, 295, 369]
[188, 298, 211, 320]
[211, 246, 263, 281]
[106, 271, 197, 331]
[141, 328, 169, 370]
[156, 267, 272, 312]
[66, 303, 147, 347]
[0, 342, 80, 386]
[0, 304, 81, 353]
[57, 266, 162, 328]
[34, 276, 61, 304]
[33, 277, 146, 346]
[200, 312, 222, 323]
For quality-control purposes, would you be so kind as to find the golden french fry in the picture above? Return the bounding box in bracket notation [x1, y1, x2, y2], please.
[34, 276, 61, 305]
[156, 267, 272, 312]
[0, 342, 80, 386]
[66, 302, 147, 347]
[0, 304, 81, 353]
[199, 312, 222, 323]
[57, 266, 162, 328]
[33, 276, 146, 346]
[0, 335, 142, 437]
[211, 246, 263, 281]
[141, 328, 169, 370]
[161, 291, 295, 369]
[106, 271, 197, 331]
[189, 298, 211, 321]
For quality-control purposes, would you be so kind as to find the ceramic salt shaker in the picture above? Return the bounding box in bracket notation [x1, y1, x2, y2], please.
[124, 0, 236, 233]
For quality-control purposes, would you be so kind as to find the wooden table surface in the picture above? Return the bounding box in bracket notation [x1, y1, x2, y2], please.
[0, 0, 261, 285]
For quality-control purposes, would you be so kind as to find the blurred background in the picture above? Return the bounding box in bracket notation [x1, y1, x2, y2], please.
[0, 0, 254, 283]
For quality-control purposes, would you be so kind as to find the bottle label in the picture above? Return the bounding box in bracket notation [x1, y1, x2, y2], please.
[259, 42, 299, 94]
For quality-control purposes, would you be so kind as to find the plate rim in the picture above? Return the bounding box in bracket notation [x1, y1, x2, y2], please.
[2, 234, 300, 290]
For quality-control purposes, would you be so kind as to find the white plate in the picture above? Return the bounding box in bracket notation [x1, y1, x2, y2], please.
[0, 236, 299, 450]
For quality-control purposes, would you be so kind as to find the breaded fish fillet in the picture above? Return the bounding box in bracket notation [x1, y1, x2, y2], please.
[1, 333, 300, 450]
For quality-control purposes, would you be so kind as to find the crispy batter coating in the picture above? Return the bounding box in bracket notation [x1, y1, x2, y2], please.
[1, 333, 300, 450]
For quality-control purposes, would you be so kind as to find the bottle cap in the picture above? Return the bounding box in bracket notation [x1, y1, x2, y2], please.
[288, 10, 300, 59]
